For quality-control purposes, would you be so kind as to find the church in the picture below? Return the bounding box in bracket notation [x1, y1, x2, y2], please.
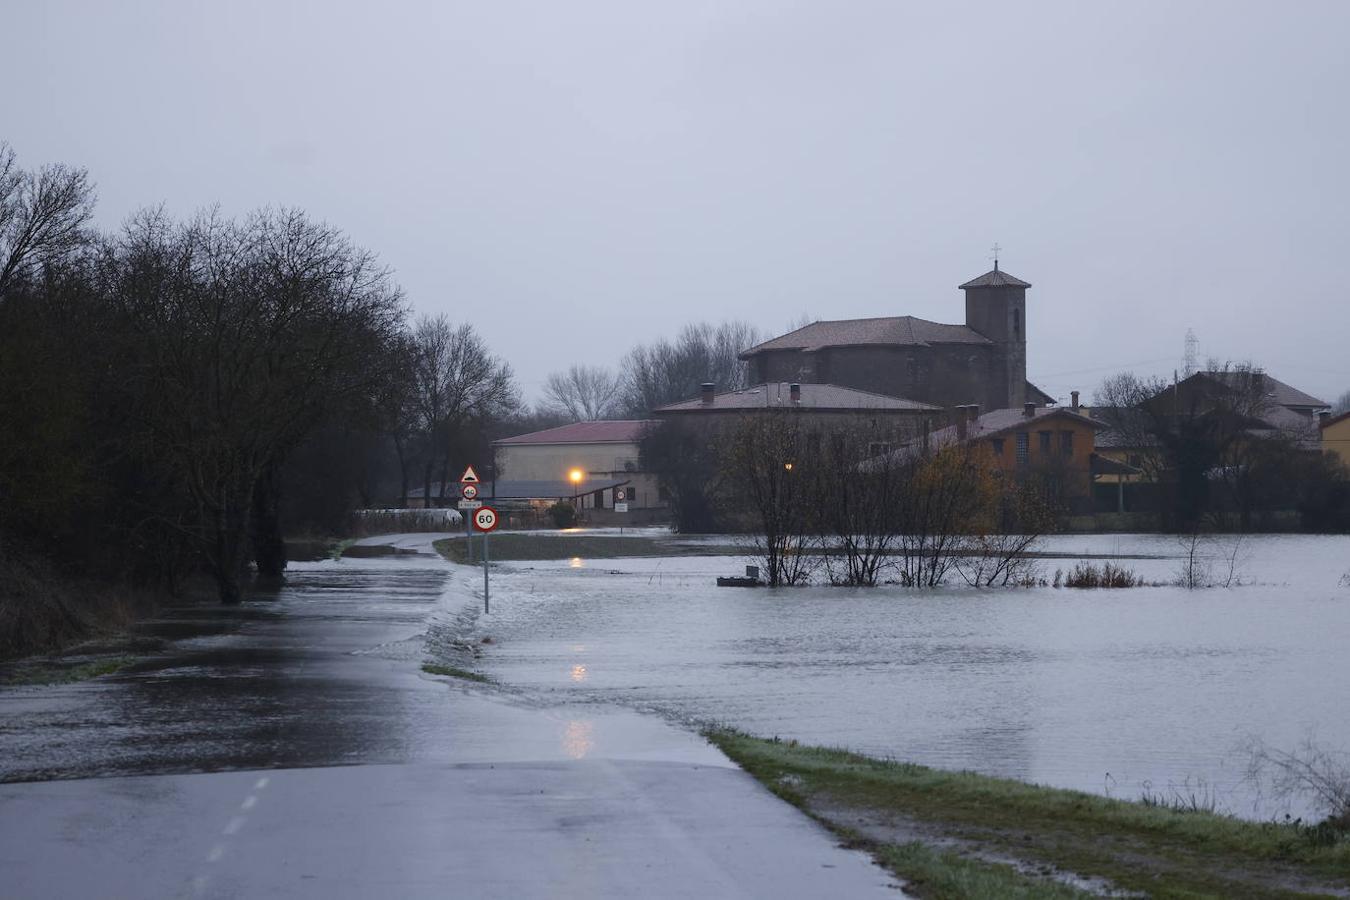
[739, 263, 1052, 413]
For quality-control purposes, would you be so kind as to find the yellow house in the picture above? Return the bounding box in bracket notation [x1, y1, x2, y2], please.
[1322, 412, 1350, 468]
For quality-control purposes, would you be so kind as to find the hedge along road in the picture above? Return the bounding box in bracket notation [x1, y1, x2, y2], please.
[0, 536, 900, 899]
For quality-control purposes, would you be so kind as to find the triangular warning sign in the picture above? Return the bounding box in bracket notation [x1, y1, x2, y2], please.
[459, 465, 480, 484]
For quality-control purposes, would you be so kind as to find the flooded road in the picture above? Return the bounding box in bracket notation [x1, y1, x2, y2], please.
[0, 560, 461, 781]
[0, 544, 900, 898]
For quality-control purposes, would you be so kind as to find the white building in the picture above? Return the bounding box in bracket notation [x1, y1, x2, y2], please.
[492, 420, 666, 515]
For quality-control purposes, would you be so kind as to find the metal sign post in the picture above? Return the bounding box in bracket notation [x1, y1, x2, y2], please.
[457, 467, 482, 563]
[473, 506, 499, 613]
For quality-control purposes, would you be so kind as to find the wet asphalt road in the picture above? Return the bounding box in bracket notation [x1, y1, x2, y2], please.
[1, 560, 465, 782]
[0, 544, 901, 898]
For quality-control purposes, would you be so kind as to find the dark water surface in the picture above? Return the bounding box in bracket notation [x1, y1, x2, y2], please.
[0, 560, 458, 782]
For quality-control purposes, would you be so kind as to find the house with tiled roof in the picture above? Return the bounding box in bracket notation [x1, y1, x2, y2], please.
[653, 381, 940, 447]
[739, 263, 1052, 414]
[890, 399, 1114, 511]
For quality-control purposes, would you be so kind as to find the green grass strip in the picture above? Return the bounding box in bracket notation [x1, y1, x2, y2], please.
[421, 663, 491, 683]
[707, 729, 1350, 899]
[5, 656, 137, 686]
[433, 533, 737, 563]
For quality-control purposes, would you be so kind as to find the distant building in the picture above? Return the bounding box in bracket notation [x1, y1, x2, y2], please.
[1093, 369, 1329, 514]
[893, 400, 1110, 510]
[491, 420, 666, 519]
[1321, 411, 1350, 469]
[739, 265, 1052, 413]
[655, 381, 937, 433]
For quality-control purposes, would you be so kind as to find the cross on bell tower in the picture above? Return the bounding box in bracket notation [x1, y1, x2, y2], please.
[990, 242, 1002, 272]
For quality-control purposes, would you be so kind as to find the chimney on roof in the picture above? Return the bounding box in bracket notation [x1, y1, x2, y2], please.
[1023, 402, 1036, 418]
[789, 382, 801, 404]
[700, 383, 715, 405]
[1071, 390, 1080, 410]
[955, 406, 969, 441]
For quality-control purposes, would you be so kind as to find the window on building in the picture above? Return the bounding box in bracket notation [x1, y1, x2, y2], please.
[1060, 431, 1074, 457]
[991, 438, 1005, 456]
[1015, 432, 1028, 465]
[1038, 431, 1052, 454]
[1013, 307, 1021, 338]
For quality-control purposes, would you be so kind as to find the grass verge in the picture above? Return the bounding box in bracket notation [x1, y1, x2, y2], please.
[433, 533, 738, 564]
[4, 655, 137, 686]
[421, 663, 491, 683]
[706, 729, 1350, 899]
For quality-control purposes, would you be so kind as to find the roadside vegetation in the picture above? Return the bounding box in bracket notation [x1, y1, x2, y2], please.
[421, 663, 491, 684]
[3, 655, 137, 687]
[433, 533, 737, 564]
[708, 729, 1350, 899]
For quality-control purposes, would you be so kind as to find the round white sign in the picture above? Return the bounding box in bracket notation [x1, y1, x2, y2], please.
[473, 506, 499, 532]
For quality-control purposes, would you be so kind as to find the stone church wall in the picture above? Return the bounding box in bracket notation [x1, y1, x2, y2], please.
[749, 344, 1012, 412]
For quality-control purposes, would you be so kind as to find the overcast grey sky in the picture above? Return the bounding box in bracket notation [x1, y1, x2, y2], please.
[5, 1, 1348, 404]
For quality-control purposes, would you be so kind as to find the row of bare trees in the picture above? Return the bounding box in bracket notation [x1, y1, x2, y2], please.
[539, 320, 762, 420]
[0, 143, 519, 606]
[709, 413, 1058, 587]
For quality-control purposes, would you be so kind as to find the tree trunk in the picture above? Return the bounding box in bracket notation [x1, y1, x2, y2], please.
[391, 433, 410, 507]
[251, 462, 286, 584]
[213, 501, 250, 605]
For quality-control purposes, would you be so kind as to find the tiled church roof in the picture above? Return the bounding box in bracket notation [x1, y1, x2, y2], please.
[958, 267, 1031, 289]
[740, 315, 989, 357]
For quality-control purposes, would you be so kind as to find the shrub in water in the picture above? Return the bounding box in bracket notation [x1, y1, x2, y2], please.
[547, 501, 577, 529]
[1062, 562, 1141, 589]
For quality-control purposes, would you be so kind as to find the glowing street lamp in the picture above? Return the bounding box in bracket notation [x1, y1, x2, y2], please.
[568, 468, 584, 512]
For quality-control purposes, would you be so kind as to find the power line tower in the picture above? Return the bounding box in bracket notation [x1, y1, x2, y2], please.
[1183, 328, 1198, 377]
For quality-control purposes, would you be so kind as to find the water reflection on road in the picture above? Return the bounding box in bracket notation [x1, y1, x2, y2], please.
[0, 560, 459, 782]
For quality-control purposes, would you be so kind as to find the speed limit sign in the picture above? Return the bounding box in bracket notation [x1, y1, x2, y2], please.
[460, 483, 478, 500]
[472, 506, 499, 532]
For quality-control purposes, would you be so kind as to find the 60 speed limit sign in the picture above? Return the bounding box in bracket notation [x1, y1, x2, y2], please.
[472, 506, 499, 532]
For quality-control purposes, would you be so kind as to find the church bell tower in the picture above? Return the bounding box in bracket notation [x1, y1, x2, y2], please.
[961, 257, 1029, 410]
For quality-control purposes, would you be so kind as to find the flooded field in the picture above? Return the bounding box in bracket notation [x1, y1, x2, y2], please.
[447, 533, 1350, 820]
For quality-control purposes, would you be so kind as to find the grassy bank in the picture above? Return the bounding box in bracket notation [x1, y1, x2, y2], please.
[421, 663, 491, 683]
[0, 541, 161, 661]
[706, 730, 1350, 899]
[3, 655, 138, 686]
[433, 533, 738, 564]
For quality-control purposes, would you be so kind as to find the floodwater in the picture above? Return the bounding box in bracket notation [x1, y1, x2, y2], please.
[447, 533, 1350, 820]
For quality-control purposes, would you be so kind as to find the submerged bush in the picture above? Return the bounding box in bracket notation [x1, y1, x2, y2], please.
[547, 502, 577, 529]
[1059, 562, 1142, 589]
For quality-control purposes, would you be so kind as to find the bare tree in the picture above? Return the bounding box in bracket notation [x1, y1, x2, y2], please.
[720, 411, 821, 586]
[893, 443, 1000, 587]
[0, 142, 96, 299]
[820, 420, 908, 586]
[407, 315, 518, 507]
[1333, 390, 1350, 416]
[619, 320, 761, 415]
[106, 206, 406, 602]
[542, 364, 622, 421]
[1095, 362, 1287, 530]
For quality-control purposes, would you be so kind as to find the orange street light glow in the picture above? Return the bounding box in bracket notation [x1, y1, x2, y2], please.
[569, 468, 584, 483]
